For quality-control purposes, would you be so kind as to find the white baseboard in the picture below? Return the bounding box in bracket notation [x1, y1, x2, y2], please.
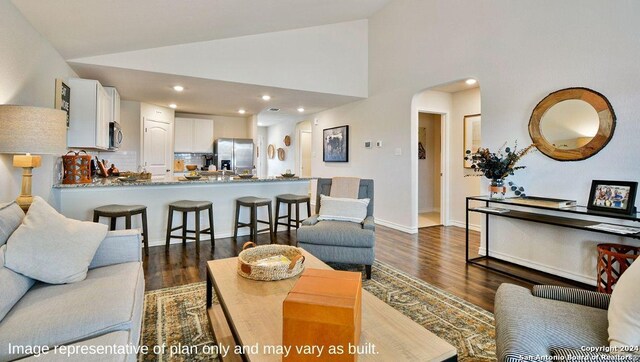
[477, 247, 597, 286]
[147, 229, 251, 247]
[450, 220, 481, 232]
[375, 218, 418, 234]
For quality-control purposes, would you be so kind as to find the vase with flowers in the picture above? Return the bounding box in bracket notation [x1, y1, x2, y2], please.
[465, 142, 535, 199]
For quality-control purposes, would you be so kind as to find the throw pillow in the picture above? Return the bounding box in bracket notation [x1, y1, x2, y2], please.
[317, 194, 370, 223]
[4, 196, 108, 284]
[0, 245, 35, 322]
[608, 257, 640, 347]
[0, 202, 24, 246]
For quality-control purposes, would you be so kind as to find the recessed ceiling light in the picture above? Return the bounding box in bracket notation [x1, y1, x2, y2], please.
[173, 85, 184, 92]
[465, 78, 477, 85]
[257, 122, 263, 126]
[297, 107, 305, 113]
[262, 95, 271, 101]
[169, 104, 177, 109]
[238, 109, 246, 114]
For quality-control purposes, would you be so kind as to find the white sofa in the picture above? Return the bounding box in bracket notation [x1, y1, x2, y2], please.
[0, 202, 144, 362]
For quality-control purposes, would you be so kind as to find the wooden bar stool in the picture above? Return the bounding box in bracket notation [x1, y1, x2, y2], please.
[93, 204, 149, 255]
[233, 197, 274, 243]
[275, 194, 311, 232]
[165, 200, 215, 250]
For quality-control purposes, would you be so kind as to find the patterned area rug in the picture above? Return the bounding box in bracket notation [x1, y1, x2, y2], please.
[139, 260, 496, 361]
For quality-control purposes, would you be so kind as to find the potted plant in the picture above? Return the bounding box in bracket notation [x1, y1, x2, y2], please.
[465, 142, 535, 199]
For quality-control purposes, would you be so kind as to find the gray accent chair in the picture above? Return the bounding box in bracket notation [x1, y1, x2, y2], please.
[495, 283, 613, 362]
[296, 178, 375, 279]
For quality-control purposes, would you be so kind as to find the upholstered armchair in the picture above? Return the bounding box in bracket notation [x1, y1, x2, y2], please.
[296, 178, 375, 279]
[495, 284, 612, 361]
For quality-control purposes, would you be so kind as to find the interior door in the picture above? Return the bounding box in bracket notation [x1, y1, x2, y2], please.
[143, 118, 172, 177]
[300, 131, 312, 177]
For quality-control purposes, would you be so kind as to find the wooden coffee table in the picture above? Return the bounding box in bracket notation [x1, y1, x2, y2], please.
[206, 251, 457, 361]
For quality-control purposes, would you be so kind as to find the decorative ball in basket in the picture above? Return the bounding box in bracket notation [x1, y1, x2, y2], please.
[62, 151, 92, 184]
[237, 242, 305, 281]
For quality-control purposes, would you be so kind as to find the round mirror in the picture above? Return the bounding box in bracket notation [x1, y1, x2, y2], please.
[529, 87, 615, 161]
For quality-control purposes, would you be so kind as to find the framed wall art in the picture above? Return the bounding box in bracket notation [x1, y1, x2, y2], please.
[463, 114, 481, 168]
[587, 180, 638, 215]
[323, 125, 349, 162]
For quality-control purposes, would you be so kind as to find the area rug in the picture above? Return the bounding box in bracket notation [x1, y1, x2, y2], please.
[139, 260, 496, 361]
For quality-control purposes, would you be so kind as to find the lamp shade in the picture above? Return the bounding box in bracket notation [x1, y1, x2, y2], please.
[0, 105, 67, 155]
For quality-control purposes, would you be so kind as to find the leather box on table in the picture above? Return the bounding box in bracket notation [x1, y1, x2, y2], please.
[283, 268, 362, 361]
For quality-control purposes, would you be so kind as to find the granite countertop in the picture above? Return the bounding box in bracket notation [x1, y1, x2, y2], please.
[53, 175, 312, 188]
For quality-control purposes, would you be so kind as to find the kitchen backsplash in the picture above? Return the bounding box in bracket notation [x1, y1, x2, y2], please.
[174, 153, 212, 170]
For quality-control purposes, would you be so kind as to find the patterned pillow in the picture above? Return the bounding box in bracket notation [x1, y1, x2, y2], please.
[317, 195, 370, 223]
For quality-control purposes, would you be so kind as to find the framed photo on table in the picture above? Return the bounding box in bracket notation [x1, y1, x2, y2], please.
[587, 180, 638, 215]
[323, 125, 349, 162]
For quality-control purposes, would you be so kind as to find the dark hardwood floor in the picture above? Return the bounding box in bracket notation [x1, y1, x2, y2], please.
[142, 225, 585, 313]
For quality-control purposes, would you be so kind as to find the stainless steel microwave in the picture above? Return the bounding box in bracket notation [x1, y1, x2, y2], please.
[109, 122, 123, 150]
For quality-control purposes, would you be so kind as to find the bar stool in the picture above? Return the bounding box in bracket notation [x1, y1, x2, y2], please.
[165, 200, 215, 250]
[275, 194, 311, 232]
[233, 197, 274, 243]
[93, 204, 149, 255]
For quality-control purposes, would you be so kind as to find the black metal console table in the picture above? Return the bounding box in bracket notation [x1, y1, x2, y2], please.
[465, 196, 640, 285]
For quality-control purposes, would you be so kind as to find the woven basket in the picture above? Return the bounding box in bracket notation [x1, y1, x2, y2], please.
[237, 242, 305, 281]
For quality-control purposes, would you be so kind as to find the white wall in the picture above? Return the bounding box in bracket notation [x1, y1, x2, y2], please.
[312, 0, 640, 283]
[70, 20, 369, 98]
[0, 0, 77, 204]
[266, 120, 297, 176]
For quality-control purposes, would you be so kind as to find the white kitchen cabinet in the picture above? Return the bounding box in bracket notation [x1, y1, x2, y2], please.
[66, 78, 110, 150]
[174, 117, 213, 153]
[104, 86, 121, 125]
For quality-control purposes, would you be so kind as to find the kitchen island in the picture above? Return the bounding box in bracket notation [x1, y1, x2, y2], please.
[52, 176, 312, 246]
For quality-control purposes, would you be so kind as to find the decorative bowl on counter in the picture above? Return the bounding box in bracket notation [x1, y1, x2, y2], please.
[236, 174, 255, 179]
[185, 164, 198, 171]
[117, 176, 139, 182]
[184, 175, 202, 180]
[280, 173, 296, 178]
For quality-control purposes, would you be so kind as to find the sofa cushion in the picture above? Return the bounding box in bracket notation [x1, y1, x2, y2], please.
[0, 262, 144, 362]
[297, 220, 375, 248]
[0, 201, 24, 246]
[4, 196, 108, 284]
[0, 245, 35, 322]
[317, 195, 370, 223]
[608, 258, 640, 347]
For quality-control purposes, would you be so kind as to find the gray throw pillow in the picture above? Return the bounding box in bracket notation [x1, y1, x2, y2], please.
[4, 196, 108, 284]
[0, 202, 24, 246]
[0, 245, 35, 322]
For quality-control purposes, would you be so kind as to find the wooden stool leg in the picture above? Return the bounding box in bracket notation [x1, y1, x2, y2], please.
[141, 209, 149, 256]
[287, 203, 292, 231]
[182, 211, 188, 245]
[195, 209, 201, 252]
[208, 206, 215, 252]
[165, 206, 174, 248]
[251, 205, 258, 242]
[275, 199, 280, 233]
[295, 202, 301, 229]
[267, 203, 274, 244]
[233, 202, 240, 241]
[93, 212, 99, 223]
[110, 217, 117, 231]
[125, 214, 132, 229]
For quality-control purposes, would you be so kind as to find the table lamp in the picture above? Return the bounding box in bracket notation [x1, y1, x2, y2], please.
[0, 105, 67, 211]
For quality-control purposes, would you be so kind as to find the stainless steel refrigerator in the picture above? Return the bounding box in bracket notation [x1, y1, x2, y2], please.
[213, 138, 254, 173]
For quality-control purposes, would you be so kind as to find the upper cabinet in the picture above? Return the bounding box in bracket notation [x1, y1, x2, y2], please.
[174, 117, 214, 153]
[104, 86, 120, 125]
[67, 78, 117, 150]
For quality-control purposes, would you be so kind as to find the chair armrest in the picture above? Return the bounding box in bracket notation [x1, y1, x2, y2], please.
[362, 216, 375, 231]
[532, 285, 610, 310]
[89, 230, 142, 269]
[301, 215, 319, 226]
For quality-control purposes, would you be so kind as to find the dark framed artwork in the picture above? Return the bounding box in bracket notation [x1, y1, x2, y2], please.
[323, 125, 349, 162]
[54, 78, 71, 128]
[587, 180, 638, 215]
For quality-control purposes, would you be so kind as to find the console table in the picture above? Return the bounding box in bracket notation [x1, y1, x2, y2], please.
[465, 196, 640, 285]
